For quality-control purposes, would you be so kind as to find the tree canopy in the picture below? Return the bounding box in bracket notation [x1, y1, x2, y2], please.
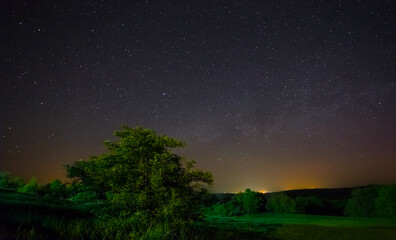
[375, 184, 396, 217]
[0, 172, 24, 189]
[66, 126, 213, 227]
[17, 176, 39, 195]
[344, 185, 378, 217]
[265, 192, 297, 213]
[235, 189, 262, 215]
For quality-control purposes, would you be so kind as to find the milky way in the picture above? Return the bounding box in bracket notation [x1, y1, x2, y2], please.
[1, 1, 395, 192]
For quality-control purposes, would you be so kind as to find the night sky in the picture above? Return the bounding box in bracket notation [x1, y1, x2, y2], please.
[1, 1, 395, 192]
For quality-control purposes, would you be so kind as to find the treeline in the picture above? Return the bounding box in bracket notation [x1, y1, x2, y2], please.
[203, 185, 396, 218]
[345, 185, 396, 217]
[0, 172, 80, 201]
[203, 189, 323, 216]
[3, 171, 396, 219]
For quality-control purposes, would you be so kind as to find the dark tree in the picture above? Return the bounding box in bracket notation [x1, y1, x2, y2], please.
[265, 192, 297, 213]
[344, 186, 378, 217]
[235, 189, 262, 215]
[375, 184, 396, 217]
[0, 172, 25, 189]
[17, 177, 39, 195]
[48, 179, 68, 199]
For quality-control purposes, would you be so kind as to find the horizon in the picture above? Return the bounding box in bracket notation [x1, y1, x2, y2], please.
[3, 168, 393, 195]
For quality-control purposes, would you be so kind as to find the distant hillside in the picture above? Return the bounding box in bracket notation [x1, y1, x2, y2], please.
[279, 185, 382, 199]
[280, 187, 355, 200]
[213, 186, 372, 199]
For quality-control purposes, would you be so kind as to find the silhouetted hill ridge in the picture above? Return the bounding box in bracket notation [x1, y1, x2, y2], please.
[214, 185, 383, 200]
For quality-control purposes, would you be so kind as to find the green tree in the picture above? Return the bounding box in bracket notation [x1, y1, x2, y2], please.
[0, 172, 25, 189]
[295, 196, 323, 213]
[66, 126, 213, 228]
[344, 186, 378, 217]
[11, 177, 25, 189]
[225, 197, 243, 216]
[205, 202, 228, 216]
[0, 172, 12, 188]
[65, 158, 107, 201]
[375, 184, 396, 217]
[235, 189, 261, 215]
[70, 190, 98, 202]
[48, 179, 67, 199]
[266, 192, 296, 213]
[18, 176, 39, 195]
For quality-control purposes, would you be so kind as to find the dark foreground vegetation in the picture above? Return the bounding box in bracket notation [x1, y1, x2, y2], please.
[2, 188, 396, 240]
[1, 126, 396, 239]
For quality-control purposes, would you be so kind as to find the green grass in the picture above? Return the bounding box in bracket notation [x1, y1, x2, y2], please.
[201, 213, 396, 229]
[195, 214, 396, 240]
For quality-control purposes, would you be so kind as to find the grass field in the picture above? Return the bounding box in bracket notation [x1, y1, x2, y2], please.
[196, 214, 396, 240]
[1, 190, 396, 240]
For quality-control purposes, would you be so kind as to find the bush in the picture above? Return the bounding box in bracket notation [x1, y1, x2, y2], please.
[234, 189, 262, 215]
[295, 196, 323, 213]
[375, 184, 396, 217]
[204, 202, 228, 216]
[12, 177, 25, 189]
[70, 191, 98, 202]
[266, 192, 296, 213]
[0, 172, 12, 188]
[203, 189, 263, 216]
[49, 179, 68, 199]
[225, 198, 243, 216]
[0, 172, 25, 189]
[344, 186, 378, 217]
[18, 177, 39, 195]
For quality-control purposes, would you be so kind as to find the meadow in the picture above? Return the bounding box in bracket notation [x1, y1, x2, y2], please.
[1, 189, 396, 240]
[198, 214, 396, 240]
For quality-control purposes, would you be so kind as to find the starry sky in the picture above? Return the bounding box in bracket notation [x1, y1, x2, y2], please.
[1, 1, 395, 192]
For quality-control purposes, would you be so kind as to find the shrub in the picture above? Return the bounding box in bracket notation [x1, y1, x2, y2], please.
[18, 177, 39, 195]
[0, 172, 25, 189]
[266, 192, 296, 213]
[375, 184, 396, 217]
[344, 186, 378, 217]
[206, 202, 228, 216]
[12, 177, 25, 189]
[49, 179, 68, 199]
[295, 196, 323, 213]
[70, 191, 98, 202]
[234, 189, 261, 215]
[0, 172, 12, 188]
